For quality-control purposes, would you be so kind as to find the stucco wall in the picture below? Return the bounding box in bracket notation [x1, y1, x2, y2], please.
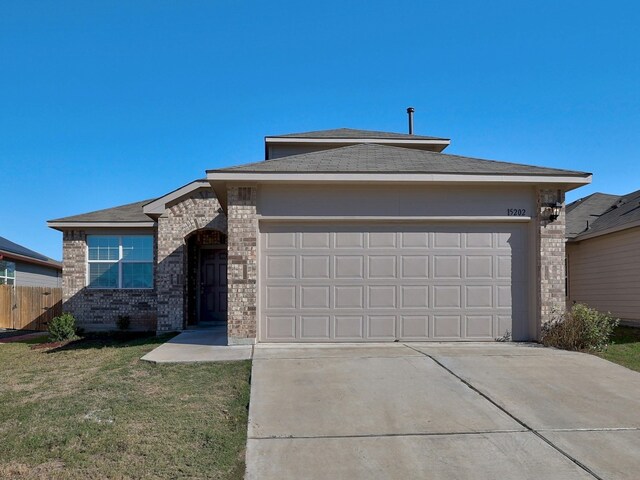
[258, 184, 535, 218]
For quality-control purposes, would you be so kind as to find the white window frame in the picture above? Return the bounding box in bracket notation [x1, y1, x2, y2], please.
[86, 235, 154, 289]
[0, 260, 16, 285]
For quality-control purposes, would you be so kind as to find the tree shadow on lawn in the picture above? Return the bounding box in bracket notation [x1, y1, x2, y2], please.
[41, 331, 178, 353]
[609, 326, 640, 345]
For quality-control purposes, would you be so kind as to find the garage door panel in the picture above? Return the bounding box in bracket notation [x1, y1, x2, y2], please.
[434, 232, 461, 248]
[369, 232, 397, 248]
[466, 285, 494, 308]
[301, 232, 330, 249]
[266, 286, 296, 309]
[401, 256, 429, 278]
[335, 286, 364, 308]
[401, 286, 429, 308]
[335, 315, 364, 339]
[367, 315, 396, 340]
[466, 315, 494, 338]
[368, 256, 397, 279]
[266, 255, 296, 279]
[433, 315, 462, 338]
[466, 256, 493, 278]
[335, 255, 364, 279]
[434, 256, 461, 279]
[401, 232, 429, 248]
[336, 232, 364, 248]
[400, 315, 430, 339]
[300, 286, 330, 309]
[266, 315, 296, 339]
[433, 285, 462, 308]
[368, 286, 396, 309]
[300, 315, 331, 339]
[260, 224, 528, 342]
[301, 255, 330, 279]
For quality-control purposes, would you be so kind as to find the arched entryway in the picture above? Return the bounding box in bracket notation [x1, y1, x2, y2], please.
[185, 230, 227, 327]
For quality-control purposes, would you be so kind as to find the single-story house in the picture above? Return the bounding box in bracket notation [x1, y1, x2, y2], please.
[48, 127, 591, 343]
[566, 189, 640, 325]
[0, 236, 62, 287]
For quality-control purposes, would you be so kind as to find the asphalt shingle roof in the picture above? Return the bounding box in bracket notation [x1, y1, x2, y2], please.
[270, 128, 448, 141]
[569, 189, 640, 240]
[210, 143, 591, 177]
[565, 193, 621, 239]
[0, 236, 61, 266]
[49, 199, 155, 223]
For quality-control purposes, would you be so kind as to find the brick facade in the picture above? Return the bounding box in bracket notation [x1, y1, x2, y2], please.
[61, 187, 226, 332]
[62, 229, 158, 331]
[226, 185, 258, 344]
[156, 188, 226, 331]
[60, 184, 567, 342]
[536, 188, 567, 332]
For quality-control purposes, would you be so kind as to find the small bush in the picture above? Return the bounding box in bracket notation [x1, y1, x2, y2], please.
[541, 303, 619, 351]
[116, 315, 131, 331]
[48, 313, 78, 342]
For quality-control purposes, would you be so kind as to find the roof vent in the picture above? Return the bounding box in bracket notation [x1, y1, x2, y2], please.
[407, 107, 415, 135]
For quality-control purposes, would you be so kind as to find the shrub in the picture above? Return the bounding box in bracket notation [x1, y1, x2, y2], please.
[541, 303, 619, 351]
[48, 313, 78, 342]
[116, 315, 131, 331]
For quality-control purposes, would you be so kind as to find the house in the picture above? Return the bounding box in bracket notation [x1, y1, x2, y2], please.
[48, 126, 591, 343]
[566, 190, 640, 325]
[0, 236, 62, 287]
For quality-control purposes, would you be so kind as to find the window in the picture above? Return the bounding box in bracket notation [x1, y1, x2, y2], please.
[87, 236, 153, 289]
[0, 260, 15, 285]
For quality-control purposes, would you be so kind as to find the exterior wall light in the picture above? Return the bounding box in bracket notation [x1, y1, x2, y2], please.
[547, 202, 563, 222]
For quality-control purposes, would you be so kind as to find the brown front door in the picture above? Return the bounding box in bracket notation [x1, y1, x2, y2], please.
[200, 249, 228, 323]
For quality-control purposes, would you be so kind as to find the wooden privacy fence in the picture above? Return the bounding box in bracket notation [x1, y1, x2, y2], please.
[0, 286, 62, 331]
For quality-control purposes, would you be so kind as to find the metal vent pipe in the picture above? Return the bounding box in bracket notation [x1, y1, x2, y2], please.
[407, 107, 415, 134]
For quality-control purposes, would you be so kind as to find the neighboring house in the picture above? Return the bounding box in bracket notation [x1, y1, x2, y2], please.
[566, 190, 640, 325]
[0, 236, 62, 287]
[48, 127, 591, 342]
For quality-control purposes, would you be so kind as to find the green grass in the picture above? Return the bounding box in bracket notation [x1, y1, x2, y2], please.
[0, 333, 251, 479]
[597, 326, 640, 372]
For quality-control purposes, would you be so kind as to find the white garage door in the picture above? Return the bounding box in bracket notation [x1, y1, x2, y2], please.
[260, 223, 528, 342]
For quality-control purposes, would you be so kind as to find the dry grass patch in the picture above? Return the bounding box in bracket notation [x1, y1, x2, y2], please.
[0, 333, 250, 479]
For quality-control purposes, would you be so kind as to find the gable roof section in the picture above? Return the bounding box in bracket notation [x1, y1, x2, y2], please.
[48, 199, 156, 229]
[565, 193, 621, 239]
[0, 236, 62, 269]
[143, 179, 210, 216]
[269, 128, 448, 141]
[570, 189, 640, 241]
[209, 143, 590, 177]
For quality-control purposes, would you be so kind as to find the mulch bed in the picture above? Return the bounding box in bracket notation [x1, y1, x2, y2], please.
[30, 340, 73, 350]
[0, 332, 48, 344]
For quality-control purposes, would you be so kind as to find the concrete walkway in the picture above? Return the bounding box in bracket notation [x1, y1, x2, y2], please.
[246, 342, 640, 480]
[141, 326, 252, 362]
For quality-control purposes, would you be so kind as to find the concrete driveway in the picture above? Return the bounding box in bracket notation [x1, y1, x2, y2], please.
[246, 343, 640, 479]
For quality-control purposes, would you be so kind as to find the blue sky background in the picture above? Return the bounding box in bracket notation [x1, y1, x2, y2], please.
[2, 1, 639, 260]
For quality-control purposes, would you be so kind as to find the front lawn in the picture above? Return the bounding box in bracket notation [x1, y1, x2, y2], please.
[597, 326, 640, 372]
[0, 333, 250, 479]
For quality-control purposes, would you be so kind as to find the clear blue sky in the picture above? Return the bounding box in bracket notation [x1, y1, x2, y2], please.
[2, 1, 639, 260]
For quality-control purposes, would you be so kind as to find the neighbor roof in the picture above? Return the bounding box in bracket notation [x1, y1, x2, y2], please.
[569, 189, 640, 240]
[268, 128, 449, 141]
[209, 143, 591, 177]
[0, 236, 62, 269]
[48, 199, 155, 224]
[565, 193, 621, 239]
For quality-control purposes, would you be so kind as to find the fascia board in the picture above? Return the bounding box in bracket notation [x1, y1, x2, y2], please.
[206, 172, 592, 186]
